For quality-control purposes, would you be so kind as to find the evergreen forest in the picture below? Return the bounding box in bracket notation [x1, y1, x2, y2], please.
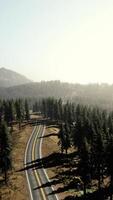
[0, 99, 30, 183]
[1, 97, 113, 199]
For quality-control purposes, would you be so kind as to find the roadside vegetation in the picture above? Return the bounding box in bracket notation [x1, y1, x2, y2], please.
[1, 97, 113, 199]
[33, 97, 113, 200]
[0, 99, 30, 184]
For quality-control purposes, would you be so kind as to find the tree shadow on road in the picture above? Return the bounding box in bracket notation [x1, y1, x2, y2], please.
[17, 151, 113, 199]
[17, 151, 79, 193]
[38, 132, 58, 139]
[18, 151, 78, 172]
[33, 178, 61, 190]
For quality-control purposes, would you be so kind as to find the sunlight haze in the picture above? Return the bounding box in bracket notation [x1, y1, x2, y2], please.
[0, 0, 113, 84]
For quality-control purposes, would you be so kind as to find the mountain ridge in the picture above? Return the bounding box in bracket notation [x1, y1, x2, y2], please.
[0, 80, 113, 110]
[0, 68, 113, 110]
[0, 67, 32, 87]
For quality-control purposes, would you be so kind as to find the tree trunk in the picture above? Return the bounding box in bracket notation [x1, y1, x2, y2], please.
[110, 195, 113, 200]
[110, 175, 113, 200]
[98, 165, 101, 190]
[83, 182, 86, 196]
[19, 120, 21, 130]
[61, 146, 63, 153]
[4, 169, 7, 184]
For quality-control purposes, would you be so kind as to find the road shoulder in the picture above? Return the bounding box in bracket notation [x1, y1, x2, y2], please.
[0, 124, 33, 200]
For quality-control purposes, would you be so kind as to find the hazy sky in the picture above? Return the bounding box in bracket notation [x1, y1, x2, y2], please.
[0, 0, 113, 84]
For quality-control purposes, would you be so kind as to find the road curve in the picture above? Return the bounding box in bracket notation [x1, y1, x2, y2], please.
[25, 125, 59, 200]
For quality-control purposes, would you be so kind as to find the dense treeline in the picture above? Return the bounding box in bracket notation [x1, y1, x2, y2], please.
[1, 96, 113, 198]
[0, 99, 30, 183]
[33, 97, 113, 199]
[1, 81, 113, 111]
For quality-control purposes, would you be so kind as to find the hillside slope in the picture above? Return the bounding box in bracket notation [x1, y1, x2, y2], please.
[0, 81, 73, 99]
[0, 81, 113, 110]
[0, 67, 32, 87]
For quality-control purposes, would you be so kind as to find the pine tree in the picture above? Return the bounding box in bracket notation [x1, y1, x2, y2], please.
[25, 99, 30, 121]
[15, 99, 24, 129]
[79, 138, 91, 196]
[0, 100, 3, 123]
[107, 113, 113, 199]
[0, 122, 12, 183]
[3, 101, 10, 124]
[58, 123, 71, 154]
[58, 98, 63, 121]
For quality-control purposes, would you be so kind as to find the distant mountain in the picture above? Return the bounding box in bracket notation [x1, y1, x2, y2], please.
[0, 67, 32, 87]
[0, 68, 113, 110]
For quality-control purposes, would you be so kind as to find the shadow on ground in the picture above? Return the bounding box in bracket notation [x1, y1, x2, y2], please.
[64, 186, 113, 200]
[17, 150, 113, 200]
[18, 151, 78, 171]
[17, 151, 80, 194]
[39, 132, 58, 138]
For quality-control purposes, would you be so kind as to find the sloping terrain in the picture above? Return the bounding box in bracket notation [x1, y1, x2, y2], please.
[0, 67, 32, 87]
[0, 124, 33, 200]
[0, 81, 113, 110]
[0, 68, 113, 110]
[0, 81, 74, 99]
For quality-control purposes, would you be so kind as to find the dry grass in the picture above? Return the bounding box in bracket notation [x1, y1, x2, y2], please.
[42, 125, 76, 200]
[0, 124, 33, 200]
[42, 126, 112, 200]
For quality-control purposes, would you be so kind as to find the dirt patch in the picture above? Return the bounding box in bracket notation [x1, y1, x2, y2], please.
[42, 125, 76, 200]
[42, 125, 111, 200]
[0, 124, 33, 200]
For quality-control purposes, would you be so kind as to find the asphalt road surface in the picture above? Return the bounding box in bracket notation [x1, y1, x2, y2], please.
[25, 125, 59, 200]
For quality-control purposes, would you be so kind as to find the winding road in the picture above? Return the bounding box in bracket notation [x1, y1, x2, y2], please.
[25, 125, 59, 200]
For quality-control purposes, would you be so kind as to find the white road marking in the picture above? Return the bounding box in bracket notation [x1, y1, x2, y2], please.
[40, 126, 59, 200]
[24, 126, 36, 200]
